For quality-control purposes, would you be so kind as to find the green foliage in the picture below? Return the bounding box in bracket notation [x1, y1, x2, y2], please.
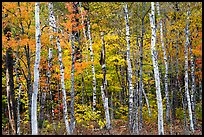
[195, 102, 202, 121]
[75, 104, 105, 129]
[114, 105, 128, 119]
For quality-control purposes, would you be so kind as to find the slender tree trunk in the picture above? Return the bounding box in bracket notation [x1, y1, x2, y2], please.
[87, 14, 97, 111]
[6, 48, 16, 135]
[48, 2, 71, 134]
[15, 49, 21, 135]
[156, 2, 170, 124]
[142, 83, 151, 117]
[24, 45, 32, 132]
[110, 92, 114, 120]
[48, 3, 57, 125]
[184, 3, 194, 133]
[57, 35, 71, 134]
[124, 3, 134, 131]
[100, 32, 111, 129]
[139, 2, 146, 130]
[199, 80, 202, 101]
[39, 88, 46, 129]
[133, 38, 139, 134]
[17, 84, 22, 135]
[100, 86, 111, 129]
[149, 2, 164, 135]
[31, 2, 41, 135]
[189, 29, 196, 129]
[47, 48, 54, 124]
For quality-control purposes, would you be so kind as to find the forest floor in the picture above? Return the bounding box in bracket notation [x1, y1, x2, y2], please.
[72, 119, 202, 135]
[2, 118, 202, 135]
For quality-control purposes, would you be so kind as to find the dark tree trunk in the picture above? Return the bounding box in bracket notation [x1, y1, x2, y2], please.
[6, 47, 17, 135]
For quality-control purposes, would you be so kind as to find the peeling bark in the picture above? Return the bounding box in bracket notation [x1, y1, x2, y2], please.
[149, 2, 164, 135]
[184, 3, 194, 133]
[124, 3, 134, 131]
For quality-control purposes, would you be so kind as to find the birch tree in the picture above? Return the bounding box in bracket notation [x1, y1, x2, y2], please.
[100, 31, 111, 129]
[87, 12, 97, 112]
[132, 37, 139, 135]
[124, 3, 134, 131]
[31, 2, 41, 135]
[15, 49, 21, 135]
[189, 17, 196, 129]
[48, 2, 55, 124]
[149, 2, 164, 135]
[48, 2, 71, 134]
[156, 2, 170, 123]
[184, 3, 194, 133]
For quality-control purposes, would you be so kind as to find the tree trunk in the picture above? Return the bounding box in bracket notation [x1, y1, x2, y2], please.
[184, 3, 194, 133]
[24, 45, 32, 133]
[142, 83, 151, 117]
[39, 88, 46, 129]
[48, 2, 71, 134]
[139, 2, 146, 130]
[6, 48, 16, 135]
[189, 28, 196, 129]
[149, 2, 164, 135]
[101, 86, 111, 129]
[156, 2, 170, 124]
[87, 14, 97, 111]
[133, 38, 139, 134]
[17, 84, 22, 135]
[124, 3, 134, 131]
[100, 31, 111, 129]
[15, 49, 21, 135]
[31, 2, 41, 135]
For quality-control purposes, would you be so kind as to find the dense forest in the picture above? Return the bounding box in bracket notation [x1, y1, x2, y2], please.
[2, 2, 202, 135]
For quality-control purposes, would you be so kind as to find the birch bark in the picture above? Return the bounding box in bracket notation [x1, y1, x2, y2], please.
[189, 24, 196, 129]
[149, 2, 164, 135]
[48, 2, 71, 134]
[31, 2, 41, 134]
[87, 15, 97, 111]
[100, 31, 111, 129]
[184, 3, 194, 132]
[156, 2, 170, 123]
[124, 3, 134, 131]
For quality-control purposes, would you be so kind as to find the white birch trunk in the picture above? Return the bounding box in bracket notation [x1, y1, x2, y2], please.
[142, 83, 151, 117]
[149, 2, 164, 135]
[156, 2, 170, 123]
[124, 3, 134, 131]
[87, 16, 97, 111]
[48, 2, 71, 134]
[15, 49, 21, 135]
[184, 3, 194, 132]
[133, 40, 139, 134]
[48, 3, 55, 123]
[47, 48, 54, 123]
[100, 86, 111, 129]
[57, 36, 71, 135]
[17, 84, 22, 135]
[31, 2, 41, 135]
[189, 23, 196, 129]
